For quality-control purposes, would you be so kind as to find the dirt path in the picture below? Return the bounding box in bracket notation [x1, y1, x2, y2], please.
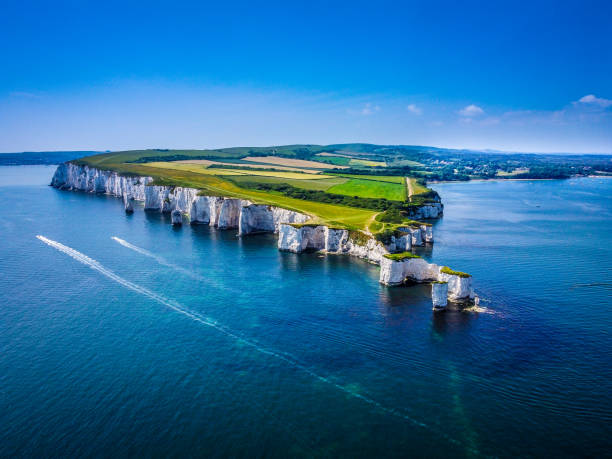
[365, 212, 379, 235]
[406, 177, 414, 201]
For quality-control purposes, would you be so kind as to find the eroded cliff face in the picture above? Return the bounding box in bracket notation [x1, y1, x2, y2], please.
[277, 224, 387, 264]
[52, 163, 473, 305]
[408, 203, 443, 219]
[51, 163, 151, 200]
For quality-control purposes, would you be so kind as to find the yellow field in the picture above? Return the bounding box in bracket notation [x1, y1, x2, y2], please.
[175, 159, 322, 174]
[243, 156, 347, 169]
[147, 162, 333, 180]
[407, 177, 429, 197]
[349, 159, 386, 167]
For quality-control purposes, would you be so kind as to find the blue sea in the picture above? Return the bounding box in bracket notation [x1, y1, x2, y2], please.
[1, 166, 611, 457]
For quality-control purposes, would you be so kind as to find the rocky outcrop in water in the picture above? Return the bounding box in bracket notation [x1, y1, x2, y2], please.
[171, 209, 183, 226]
[123, 194, 134, 213]
[379, 256, 475, 303]
[431, 282, 448, 310]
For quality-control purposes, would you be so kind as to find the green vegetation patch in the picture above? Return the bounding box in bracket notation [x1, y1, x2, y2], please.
[287, 223, 320, 229]
[331, 174, 405, 184]
[327, 178, 406, 201]
[348, 230, 372, 246]
[440, 266, 472, 278]
[313, 156, 351, 166]
[238, 181, 406, 212]
[227, 174, 347, 191]
[383, 252, 421, 261]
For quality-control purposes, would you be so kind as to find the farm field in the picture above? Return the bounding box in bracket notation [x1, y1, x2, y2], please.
[227, 174, 347, 191]
[312, 155, 387, 168]
[332, 174, 405, 184]
[175, 159, 322, 174]
[390, 159, 425, 167]
[407, 177, 430, 198]
[147, 162, 333, 180]
[328, 178, 406, 201]
[349, 158, 386, 167]
[496, 167, 530, 176]
[242, 156, 342, 169]
[314, 155, 351, 166]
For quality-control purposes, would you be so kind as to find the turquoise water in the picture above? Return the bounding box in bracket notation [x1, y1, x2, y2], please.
[1, 166, 610, 457]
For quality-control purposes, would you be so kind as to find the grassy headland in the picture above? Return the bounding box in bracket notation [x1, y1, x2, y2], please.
[72, 145, 442, 234]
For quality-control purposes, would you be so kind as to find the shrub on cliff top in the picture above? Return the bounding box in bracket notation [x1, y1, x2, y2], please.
[287, 223, 320, 229]
[383, 252, 421, 261]
[348, 230, 371, 246]
[440, 266, 471, 278]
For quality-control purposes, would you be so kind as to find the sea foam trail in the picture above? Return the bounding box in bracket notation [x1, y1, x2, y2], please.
[36, 235, 478, 454]
[111, 236, 204, 282]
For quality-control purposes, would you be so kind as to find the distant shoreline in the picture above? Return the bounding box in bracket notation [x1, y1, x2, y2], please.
[429, 178, 560, 184]
[429, 175, 610, 184]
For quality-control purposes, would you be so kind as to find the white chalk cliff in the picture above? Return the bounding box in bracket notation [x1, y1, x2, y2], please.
[409, 202, 443, 219]
[277, 224, 387, 264]
[51, 162, 474, 305]
[379, 257, 475, 303]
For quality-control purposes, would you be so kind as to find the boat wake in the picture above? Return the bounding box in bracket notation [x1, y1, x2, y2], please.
[111, 236, 204, 282]
[37, 234, 479, 455]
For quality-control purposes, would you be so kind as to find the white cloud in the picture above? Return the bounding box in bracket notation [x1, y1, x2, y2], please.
[458, 104, 484, 117]
[406, 103, 422, 115]
[360, 102, 380, 115]
[576, 94, 612, 108]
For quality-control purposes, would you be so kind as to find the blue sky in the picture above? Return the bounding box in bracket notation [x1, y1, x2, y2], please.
[1, 0, 611, 153]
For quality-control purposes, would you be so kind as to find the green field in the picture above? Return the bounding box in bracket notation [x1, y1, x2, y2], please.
[315, 156, 351, 166]
[73, 146, 438, 234]
[328, 178, 406, 200]
[332, 174, 405, 184]
[227, 174, 348, 191]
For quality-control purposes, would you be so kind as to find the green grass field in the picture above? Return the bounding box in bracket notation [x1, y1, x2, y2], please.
[315, 156, 351, 166]
[328, 178, 406, 200]
[332, 174, 405, 184]
[227, 174, 348, 191]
